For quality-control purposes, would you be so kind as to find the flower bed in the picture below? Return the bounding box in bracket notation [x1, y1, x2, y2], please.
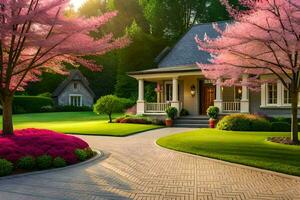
[0, 129, 95, 176]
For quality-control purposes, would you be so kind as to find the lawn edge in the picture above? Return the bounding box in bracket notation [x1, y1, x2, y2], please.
[65, 126, 164, 137]
[0, 149, 103, 180]
[155, 139, 300, 181]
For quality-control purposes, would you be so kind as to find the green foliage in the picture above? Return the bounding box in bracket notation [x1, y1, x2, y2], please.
[36, 155, 52, 170]
[180, 108, 189, 117]
[17, 156, 35, 170]
[75, 149, 88, 161]
[54, 105, 92, 112]
[38, 92, 52, 98]
[0, 159, 13, 176]
[94, 95, 125, 122]
[271, 122, 291, 132]
[119, 98, 135, 109]
[207, 106, 219, 119]
[217, 114, 271, 131]
[84, 148, 95, 159]
[144, 83, 157, 102]
[115, 114, 152, 124]
[13, 96, 54, 114]
[53, 157, 67, 168]
[165, 107, 178, 120]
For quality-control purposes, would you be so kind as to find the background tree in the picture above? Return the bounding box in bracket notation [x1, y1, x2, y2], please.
[93, 95, 124, 123]
[196, 0, 300, 143]
[0, 0, 129, 135]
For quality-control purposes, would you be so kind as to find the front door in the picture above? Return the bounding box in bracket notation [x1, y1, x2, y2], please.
[199, 81, 216, 115]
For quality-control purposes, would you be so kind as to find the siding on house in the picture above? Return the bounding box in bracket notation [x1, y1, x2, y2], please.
[57, 81, 94, 107]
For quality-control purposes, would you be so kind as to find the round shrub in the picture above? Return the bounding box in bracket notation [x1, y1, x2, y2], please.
[207, 106, 219, 119]
[217, 114, 271, 131]
[75, 149, 87, 161]
[0, 159, 13, 176]
[53, 157, 67, 168]
[271, 122, 291, 132]
[36, 155, 52, 169]
[17, 156, 35, 170]
[165, 107, 178, 120]
[84, 148, 95, 159]
[180, 109, 189, 117]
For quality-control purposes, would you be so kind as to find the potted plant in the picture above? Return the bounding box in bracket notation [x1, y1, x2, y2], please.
[207, 106, 220, 128]
[165, 107, 178, 127]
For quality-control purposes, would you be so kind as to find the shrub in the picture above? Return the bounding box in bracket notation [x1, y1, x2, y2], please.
[0, 159, 13, 176]
[217, 114, 271, 131]
[84, 148, 95, 159]
[13, 96, 54, 114]
[165, 107, 178, 120]
[17, 156, 35, 170]
[152, 118, 165, 126]
[75, 149, 87, 161]
[36, 155, 52, 169]
[53, 157, 67, 168]
[271, 122, 291, 132]
[207, 106, 219, 119]
[94, 95, 124, 123]
[38, 92, 52, 98]
[180, 109, 189, 116]
[40, 105, 55, 113]
[119, 98, 135, 109]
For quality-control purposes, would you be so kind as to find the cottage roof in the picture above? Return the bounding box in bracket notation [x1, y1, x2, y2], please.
[52, 70, 95, 98]
[157, 21, 228, 68]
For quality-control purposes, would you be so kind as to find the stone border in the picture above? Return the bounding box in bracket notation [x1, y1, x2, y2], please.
[0, 149, 103, 181]
[155, 141, 300, 182]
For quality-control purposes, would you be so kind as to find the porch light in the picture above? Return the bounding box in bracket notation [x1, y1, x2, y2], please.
[191, 85, 196, 96]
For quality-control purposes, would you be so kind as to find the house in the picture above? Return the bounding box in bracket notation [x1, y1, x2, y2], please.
[53, 70, 95, 107]
[128, 21, 296, 118]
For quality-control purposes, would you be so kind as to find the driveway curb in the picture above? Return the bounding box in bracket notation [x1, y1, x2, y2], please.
[0, 149, 103, 181]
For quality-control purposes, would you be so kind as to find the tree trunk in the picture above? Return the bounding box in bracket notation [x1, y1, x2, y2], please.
[291, 90, 299, 144]
[2, 96, 14, 136]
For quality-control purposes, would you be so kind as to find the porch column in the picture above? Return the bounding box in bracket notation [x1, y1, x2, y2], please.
[214, 78, 223, 113]
[240, 74, 250, 113]
[137, 79, 145, 114]
[171, 77, 180, 114]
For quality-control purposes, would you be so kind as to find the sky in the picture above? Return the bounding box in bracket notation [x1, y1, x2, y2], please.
[69, 0, 86, 10]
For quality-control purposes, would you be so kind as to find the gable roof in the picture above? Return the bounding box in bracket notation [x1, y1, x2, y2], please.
[53, 70, 95, 98]
[157, 21, 228, 68]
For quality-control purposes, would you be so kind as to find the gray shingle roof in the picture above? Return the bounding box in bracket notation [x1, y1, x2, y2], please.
[158, 21, 229, 68]
[53, 70, 95, 98]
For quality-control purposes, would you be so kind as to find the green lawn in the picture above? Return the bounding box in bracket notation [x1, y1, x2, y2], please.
[2, 112, 161, 136]
[157, 129, 300, 176]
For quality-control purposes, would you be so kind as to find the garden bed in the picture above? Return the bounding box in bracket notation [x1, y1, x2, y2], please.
[0, 128, 95, 177]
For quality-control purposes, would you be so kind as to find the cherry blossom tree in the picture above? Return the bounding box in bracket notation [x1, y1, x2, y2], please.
[0, 0, 129, 135]
[195, 0, 300, 143]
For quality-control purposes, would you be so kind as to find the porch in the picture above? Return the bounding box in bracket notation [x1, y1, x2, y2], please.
[135, 75, 250, 115]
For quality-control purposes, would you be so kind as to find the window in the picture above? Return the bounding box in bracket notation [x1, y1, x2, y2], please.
[234, 86, 242, 101]
[267, 83, 277, 105]
[69, 95, 82, 107]
[74, 83, 78, 90]
[284, 85, 291, 104]
[165, 83, 172, 102]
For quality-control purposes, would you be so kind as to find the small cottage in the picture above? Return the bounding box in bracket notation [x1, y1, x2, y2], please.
[53, 70, 95, 107]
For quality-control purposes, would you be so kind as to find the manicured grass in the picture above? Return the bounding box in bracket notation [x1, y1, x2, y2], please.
[157, 128, 300, 176]
[0, 112, 161, 136]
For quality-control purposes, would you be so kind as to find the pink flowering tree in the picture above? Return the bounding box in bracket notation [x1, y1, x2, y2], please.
[196, 0, 300, 143]
[0, 0, 129, 136]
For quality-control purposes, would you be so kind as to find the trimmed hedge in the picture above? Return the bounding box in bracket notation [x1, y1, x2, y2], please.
[115, 115, 152, 124]
[0, 159, 13, 176]
[217, 114, 272, 131]
[271, 122, 291, 132]
[13, 96, 54, 114]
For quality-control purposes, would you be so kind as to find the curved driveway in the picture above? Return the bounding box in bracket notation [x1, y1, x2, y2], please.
[1, 128, 300, 200]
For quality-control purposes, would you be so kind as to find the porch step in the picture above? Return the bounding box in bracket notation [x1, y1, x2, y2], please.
[173, 116, 209, 128]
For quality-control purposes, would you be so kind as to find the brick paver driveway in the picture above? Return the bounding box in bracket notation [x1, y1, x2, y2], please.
[1, 128, 300, 200]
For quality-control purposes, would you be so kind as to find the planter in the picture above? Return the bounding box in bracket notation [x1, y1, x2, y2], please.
[209, 118, 217, 128]
[165, 119, 173, 127]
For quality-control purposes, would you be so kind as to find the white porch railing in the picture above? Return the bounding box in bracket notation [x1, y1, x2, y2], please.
[222, 101, 241, 112]
[145, 102, 171, 113]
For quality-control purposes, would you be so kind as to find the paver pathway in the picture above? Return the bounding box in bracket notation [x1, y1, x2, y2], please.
[1, 128, 300, 200]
